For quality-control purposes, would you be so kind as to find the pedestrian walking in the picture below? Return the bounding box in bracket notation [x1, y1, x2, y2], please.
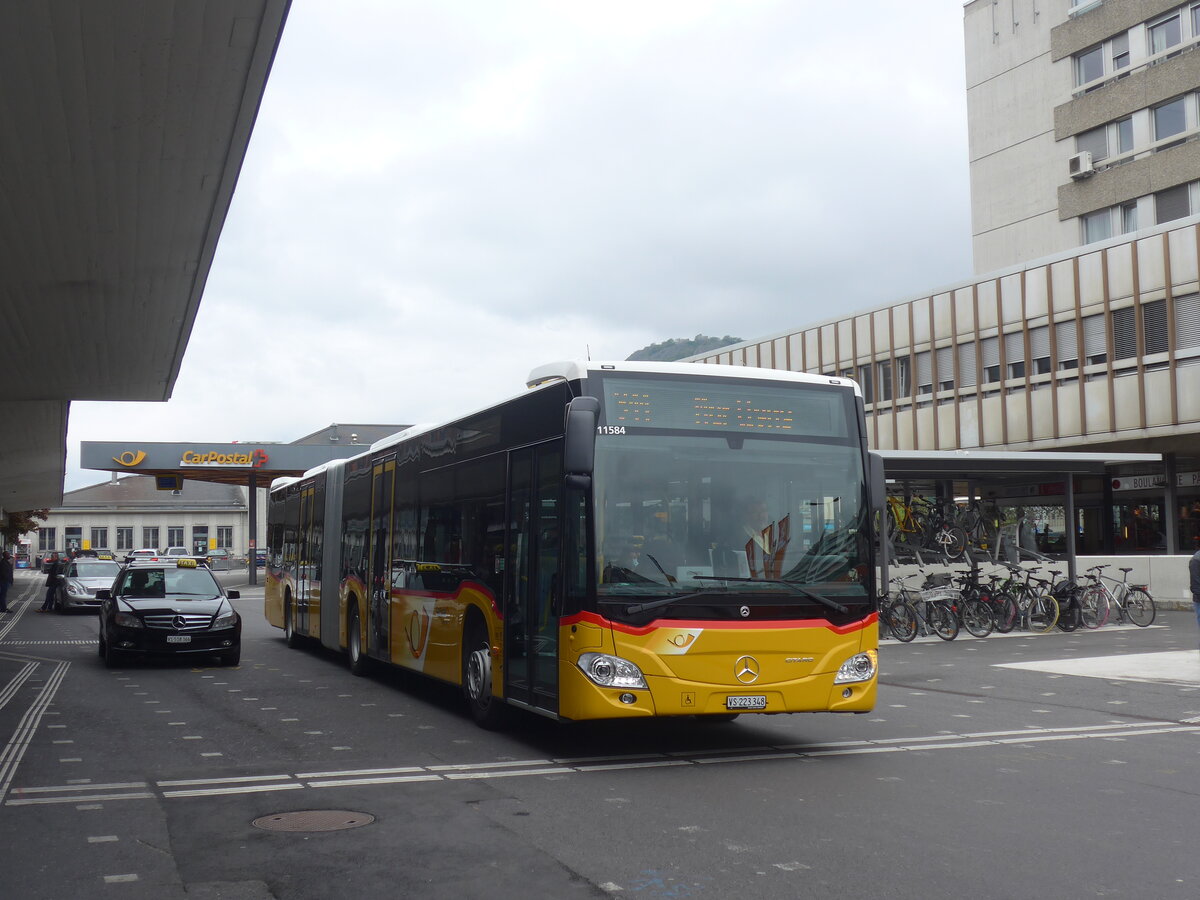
[0, 551, 13, 613]
[39, 556, 62, 612]
[1190, 543, 1200, 648]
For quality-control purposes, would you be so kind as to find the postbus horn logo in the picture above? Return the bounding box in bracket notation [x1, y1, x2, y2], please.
[113, 450, 147, 467]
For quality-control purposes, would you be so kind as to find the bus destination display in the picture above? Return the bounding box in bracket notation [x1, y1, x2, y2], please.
[601, 377, 848, 437]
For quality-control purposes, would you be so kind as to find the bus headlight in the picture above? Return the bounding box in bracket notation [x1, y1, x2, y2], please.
[834, 650, 877, 684]
[578, 653, 648, 689]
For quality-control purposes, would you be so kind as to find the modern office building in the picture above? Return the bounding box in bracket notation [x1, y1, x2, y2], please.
[967, 0, 1200, 273]
[689, 0, 1200, 559]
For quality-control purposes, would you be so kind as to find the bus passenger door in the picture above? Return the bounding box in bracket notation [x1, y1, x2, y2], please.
[505, 443, 562, 714]
[368, 460, 395, 661]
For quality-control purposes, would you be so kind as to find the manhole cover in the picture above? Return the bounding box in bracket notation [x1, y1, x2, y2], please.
[252, 810, 375, 833]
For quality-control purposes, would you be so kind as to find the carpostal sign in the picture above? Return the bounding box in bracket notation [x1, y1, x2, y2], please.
[180, 449, 269, 468]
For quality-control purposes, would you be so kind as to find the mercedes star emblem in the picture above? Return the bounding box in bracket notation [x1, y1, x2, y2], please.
[734, 655, 760, 684]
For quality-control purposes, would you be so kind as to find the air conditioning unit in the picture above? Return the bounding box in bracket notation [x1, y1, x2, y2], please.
[1069, 151, 1094, 179]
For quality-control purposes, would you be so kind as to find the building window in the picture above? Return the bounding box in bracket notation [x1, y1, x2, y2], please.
[1121, 201, 1138, 234]
[39, 527, 56, 552]
[1009, 359, 1026, 379]
[915, 350, 933, 395]
[168, 526, 184, 547]
[1194, 5, 1200, 40]
[1082, 209, 1112, 244]
[1076, 125, 1108, 161]
[116, 527, 133, 551]
[91, 527, 108, 550]
[1112, 307, 1138, 359]
[1149, 14, 1182, 56]
[142, 526, 159, 550]
[1143, 299, 1169, 355]
[1175, 294, 1200, 349]
[1153, 97, 1187, 145]
[217, 526, 233, 549]
[1116, 116, 1134, 154]
[857, 364, 874, 404]
[1111, 32, 1130, 70]
[895, 355, 912, 399]
[1075, 45, 1104, 86]
[1156, 183, 1191, 223]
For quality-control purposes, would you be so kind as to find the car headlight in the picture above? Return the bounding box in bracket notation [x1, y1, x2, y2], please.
[65, 579, 87, 596]
[834, 650, 877, 684]
[113, 612, 144, 629]
[213, 609, 239, 629]
[577, 652, 648, 689]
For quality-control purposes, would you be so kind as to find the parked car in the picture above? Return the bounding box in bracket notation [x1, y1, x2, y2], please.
[124, 548, 160, 564]
[54, 558, 121, 612]
[97, 558, 241, 667]
[164, 546, 190, 558]
[40, 551, 68, 573]
[205, 548, 232, 570]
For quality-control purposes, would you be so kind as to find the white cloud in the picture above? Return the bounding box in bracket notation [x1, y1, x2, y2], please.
[64, 0, 973, 490]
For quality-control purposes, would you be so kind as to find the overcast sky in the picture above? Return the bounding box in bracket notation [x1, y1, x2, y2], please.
[65, 0, 973, 491]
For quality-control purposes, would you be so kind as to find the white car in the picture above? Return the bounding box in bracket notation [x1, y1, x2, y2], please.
[54, 558, 121, 612]
[164, 547, 190, 558]
[124, 548, 160, 564]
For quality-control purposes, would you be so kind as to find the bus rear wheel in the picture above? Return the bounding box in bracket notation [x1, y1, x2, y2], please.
[348, 605, 368, 676]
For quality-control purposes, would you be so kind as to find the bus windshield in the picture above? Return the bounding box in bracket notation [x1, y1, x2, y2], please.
[592, 431, 870, 622]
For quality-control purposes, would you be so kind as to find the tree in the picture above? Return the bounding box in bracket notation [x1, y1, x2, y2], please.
[2, 509, 49, 547]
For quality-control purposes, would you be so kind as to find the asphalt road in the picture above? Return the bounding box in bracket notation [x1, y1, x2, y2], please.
[1, 568, 1198, 899]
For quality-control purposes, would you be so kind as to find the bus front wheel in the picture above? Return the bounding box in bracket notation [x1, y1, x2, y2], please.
[284, 593, 302, 649]
[463, 624, 507, 730]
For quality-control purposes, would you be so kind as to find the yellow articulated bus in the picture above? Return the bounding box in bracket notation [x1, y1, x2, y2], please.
[265, 360, 885, 728]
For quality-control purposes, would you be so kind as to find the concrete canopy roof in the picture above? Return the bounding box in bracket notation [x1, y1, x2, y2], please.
[879, 450, 1163, 485]
[0, 0, 291, 513]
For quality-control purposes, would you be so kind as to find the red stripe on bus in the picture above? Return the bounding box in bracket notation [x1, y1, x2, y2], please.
[561, 610, 875, 635]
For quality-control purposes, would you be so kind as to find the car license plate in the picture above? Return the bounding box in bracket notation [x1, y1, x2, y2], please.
[726, 695, 767, 710]
[166, 635, 191, 644]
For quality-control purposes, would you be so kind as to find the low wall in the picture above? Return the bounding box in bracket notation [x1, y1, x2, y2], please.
[882, 555, 1196, 610]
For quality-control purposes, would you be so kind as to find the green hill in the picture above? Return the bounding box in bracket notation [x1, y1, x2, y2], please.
[626, 334, 743, 362]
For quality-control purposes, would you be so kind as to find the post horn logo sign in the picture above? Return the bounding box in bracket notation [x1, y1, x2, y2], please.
[113, 450, 147, 467]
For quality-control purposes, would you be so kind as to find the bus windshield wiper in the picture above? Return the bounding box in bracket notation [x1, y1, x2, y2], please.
[693, 576, 848, 614]
[621, 590, 722, 616]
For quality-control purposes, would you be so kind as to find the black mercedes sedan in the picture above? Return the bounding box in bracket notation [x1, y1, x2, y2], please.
[97, 558, 241, 667]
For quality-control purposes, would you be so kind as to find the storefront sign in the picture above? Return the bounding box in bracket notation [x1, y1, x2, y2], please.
[180, 449, 270, 468]
[1110, 472, 1200, 492]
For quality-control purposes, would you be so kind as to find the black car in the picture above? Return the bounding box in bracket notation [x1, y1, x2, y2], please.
[97, 558, 241, 667]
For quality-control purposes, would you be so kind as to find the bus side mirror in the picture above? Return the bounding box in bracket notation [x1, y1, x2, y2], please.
[868, 452, 886, 513]
[563, 396, 601, 487]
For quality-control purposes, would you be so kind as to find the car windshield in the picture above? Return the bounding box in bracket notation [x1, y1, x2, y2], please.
[117, 567, 221, 599]
[74, 561, 120, 578]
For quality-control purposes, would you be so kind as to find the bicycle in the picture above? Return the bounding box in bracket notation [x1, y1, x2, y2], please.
[879, 586, 918, 642]
[948, 567, 996, 638]
[888, 571, 959, 640]
[1079, 565, 1156, 628]
[999, 563, 1060, 633]
[920, 502, 968, 561]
